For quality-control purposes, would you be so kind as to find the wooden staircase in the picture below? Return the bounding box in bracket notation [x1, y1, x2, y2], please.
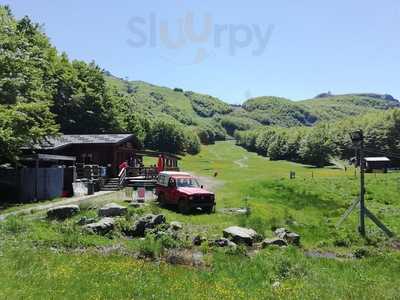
[101, 178, 121, 191]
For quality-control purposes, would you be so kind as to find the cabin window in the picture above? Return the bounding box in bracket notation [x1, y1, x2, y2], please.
[81, 153, 93, 164]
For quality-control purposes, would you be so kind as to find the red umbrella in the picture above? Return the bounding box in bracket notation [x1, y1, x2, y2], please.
[157, 155, 164, 173]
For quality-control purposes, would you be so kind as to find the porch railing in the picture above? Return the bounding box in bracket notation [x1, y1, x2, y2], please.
[118, 167, 127, 187]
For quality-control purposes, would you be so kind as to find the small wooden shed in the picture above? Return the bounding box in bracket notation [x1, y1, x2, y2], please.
[364, 157, 390, 173]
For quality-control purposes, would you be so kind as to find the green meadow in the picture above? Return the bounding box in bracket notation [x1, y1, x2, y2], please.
[1, 141, 400, 299]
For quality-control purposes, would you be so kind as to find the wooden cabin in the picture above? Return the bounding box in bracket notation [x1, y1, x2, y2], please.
[25, 134, 181, 178]
[27, 134, 140, 177]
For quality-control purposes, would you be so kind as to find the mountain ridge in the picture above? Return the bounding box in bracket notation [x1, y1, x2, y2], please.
[106, 73, 400, 130]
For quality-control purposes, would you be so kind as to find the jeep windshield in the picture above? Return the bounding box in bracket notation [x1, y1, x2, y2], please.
[175, 177, 200, 188]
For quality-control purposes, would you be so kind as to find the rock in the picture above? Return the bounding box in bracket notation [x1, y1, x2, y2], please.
[129, 214, 166, 237]
[165, 250, 205, 267]
[212, 238, 237, 249]
[285, 232, 300, 246]
[98, 203, 127, 217]
[274, 227, 288, 238]
[274, 228, 301, 246]
[76, 216, 97, 225]
[84, 217, 115, 234]
[223, 226, 258, 246]
[214, 238, 229, 247]
[152, 214, 166, 225]
[262, 238, 288, 248]
[47, 205, 80, 220]
[170, 221, 182, 230]
[193, 235, 206, 246]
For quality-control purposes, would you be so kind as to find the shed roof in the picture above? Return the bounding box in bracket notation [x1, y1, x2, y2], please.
[364, 157, 390, 162]
[35, 134, 135, 150]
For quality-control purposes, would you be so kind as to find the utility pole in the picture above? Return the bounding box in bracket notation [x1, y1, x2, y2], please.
[358, 137, 366, 237]
[336, 130, 395, 238]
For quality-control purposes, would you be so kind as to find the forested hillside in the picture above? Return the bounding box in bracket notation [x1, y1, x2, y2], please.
[235, 109, 400, 167]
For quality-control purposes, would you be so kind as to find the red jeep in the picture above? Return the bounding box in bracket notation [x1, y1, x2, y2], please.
[156, 171, 215, 214]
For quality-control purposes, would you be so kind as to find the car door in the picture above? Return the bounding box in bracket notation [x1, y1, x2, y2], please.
[166, 178, 178, 204]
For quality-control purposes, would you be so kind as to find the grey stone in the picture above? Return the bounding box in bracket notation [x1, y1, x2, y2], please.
[84, 217, 115, 235]
[262, 238, 288, 248]
[47, 205, 80, 220]
[285, 232, 300, 246]
[98, 203, 127, 217]
[214, 238, 230, 247]
[223, 226, 258, 246]
[274, 228, 301, 246]
[212, 238, 237, 249]
[274, 227, 288, 238]
[193, 235, 206, 246]
[129, 214, 166, 237]
[76, 217, 97, 225]
[165, 250, 205, 267]
[170, 221, 183, 230]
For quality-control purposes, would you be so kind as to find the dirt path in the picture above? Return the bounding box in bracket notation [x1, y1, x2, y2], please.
[195, 174, 224, 193]
[234, 155, 248, 168]
[0, 191, 117, 221]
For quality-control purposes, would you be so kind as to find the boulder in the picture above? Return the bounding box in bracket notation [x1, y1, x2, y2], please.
[285, 232, 300, 245]
[274, 228, 300, 246]
[223, 226, 258, 246]
[193, 235, 206, 246]
[98, 203, 127, 217]
[76, 216, 97, 225]
[170, 221, 183, 231]
[165, 250, 205, 267]
[47, 205, 80, 220]
[84, 217, 115, 234]
[213, 238, 237, 249]
[129, 214, 166, 237]
[261, 238, 288, 248]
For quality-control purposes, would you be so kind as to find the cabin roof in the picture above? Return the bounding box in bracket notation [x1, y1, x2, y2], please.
[364, 157, 390, 162]
[34, 134, 135, 150]
[20, 153, 76, 162]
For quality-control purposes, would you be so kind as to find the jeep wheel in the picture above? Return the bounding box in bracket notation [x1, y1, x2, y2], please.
[204, 205, 214, 214]
[178, 199, 190, 214]
[157, 193, 165, 207]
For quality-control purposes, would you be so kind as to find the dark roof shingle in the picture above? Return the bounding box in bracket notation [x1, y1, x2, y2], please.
[38, 134, 134, 150]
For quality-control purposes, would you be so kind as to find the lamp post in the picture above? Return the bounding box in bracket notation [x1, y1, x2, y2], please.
[337, 131, 394, 238]
[350, 130, 365, 237]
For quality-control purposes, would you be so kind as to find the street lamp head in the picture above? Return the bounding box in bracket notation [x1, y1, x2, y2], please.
[350, 130, 364, 143]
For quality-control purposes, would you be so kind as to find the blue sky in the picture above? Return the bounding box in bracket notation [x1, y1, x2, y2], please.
[3, 0, 400, 103]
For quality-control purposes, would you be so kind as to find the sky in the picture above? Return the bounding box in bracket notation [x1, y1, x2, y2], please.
[3, 0, 400, 103]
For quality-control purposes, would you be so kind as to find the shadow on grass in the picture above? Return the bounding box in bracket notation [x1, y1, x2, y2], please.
[248, 180, 343, 211]
[159, 203, 213, 216]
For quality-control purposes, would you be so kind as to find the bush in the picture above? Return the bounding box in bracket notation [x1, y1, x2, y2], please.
[138, 234, 162, 258]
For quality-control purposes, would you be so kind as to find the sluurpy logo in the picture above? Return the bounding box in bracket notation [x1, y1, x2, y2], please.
[127, 11, 274, 65]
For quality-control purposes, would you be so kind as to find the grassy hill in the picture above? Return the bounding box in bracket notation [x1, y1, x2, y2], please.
[300, 94, 400, 122]
[232, 94, 400, 128]
[105, 74, 232, 127]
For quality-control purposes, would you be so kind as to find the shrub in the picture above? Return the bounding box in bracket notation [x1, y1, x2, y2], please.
[138, 234, 162, 258]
